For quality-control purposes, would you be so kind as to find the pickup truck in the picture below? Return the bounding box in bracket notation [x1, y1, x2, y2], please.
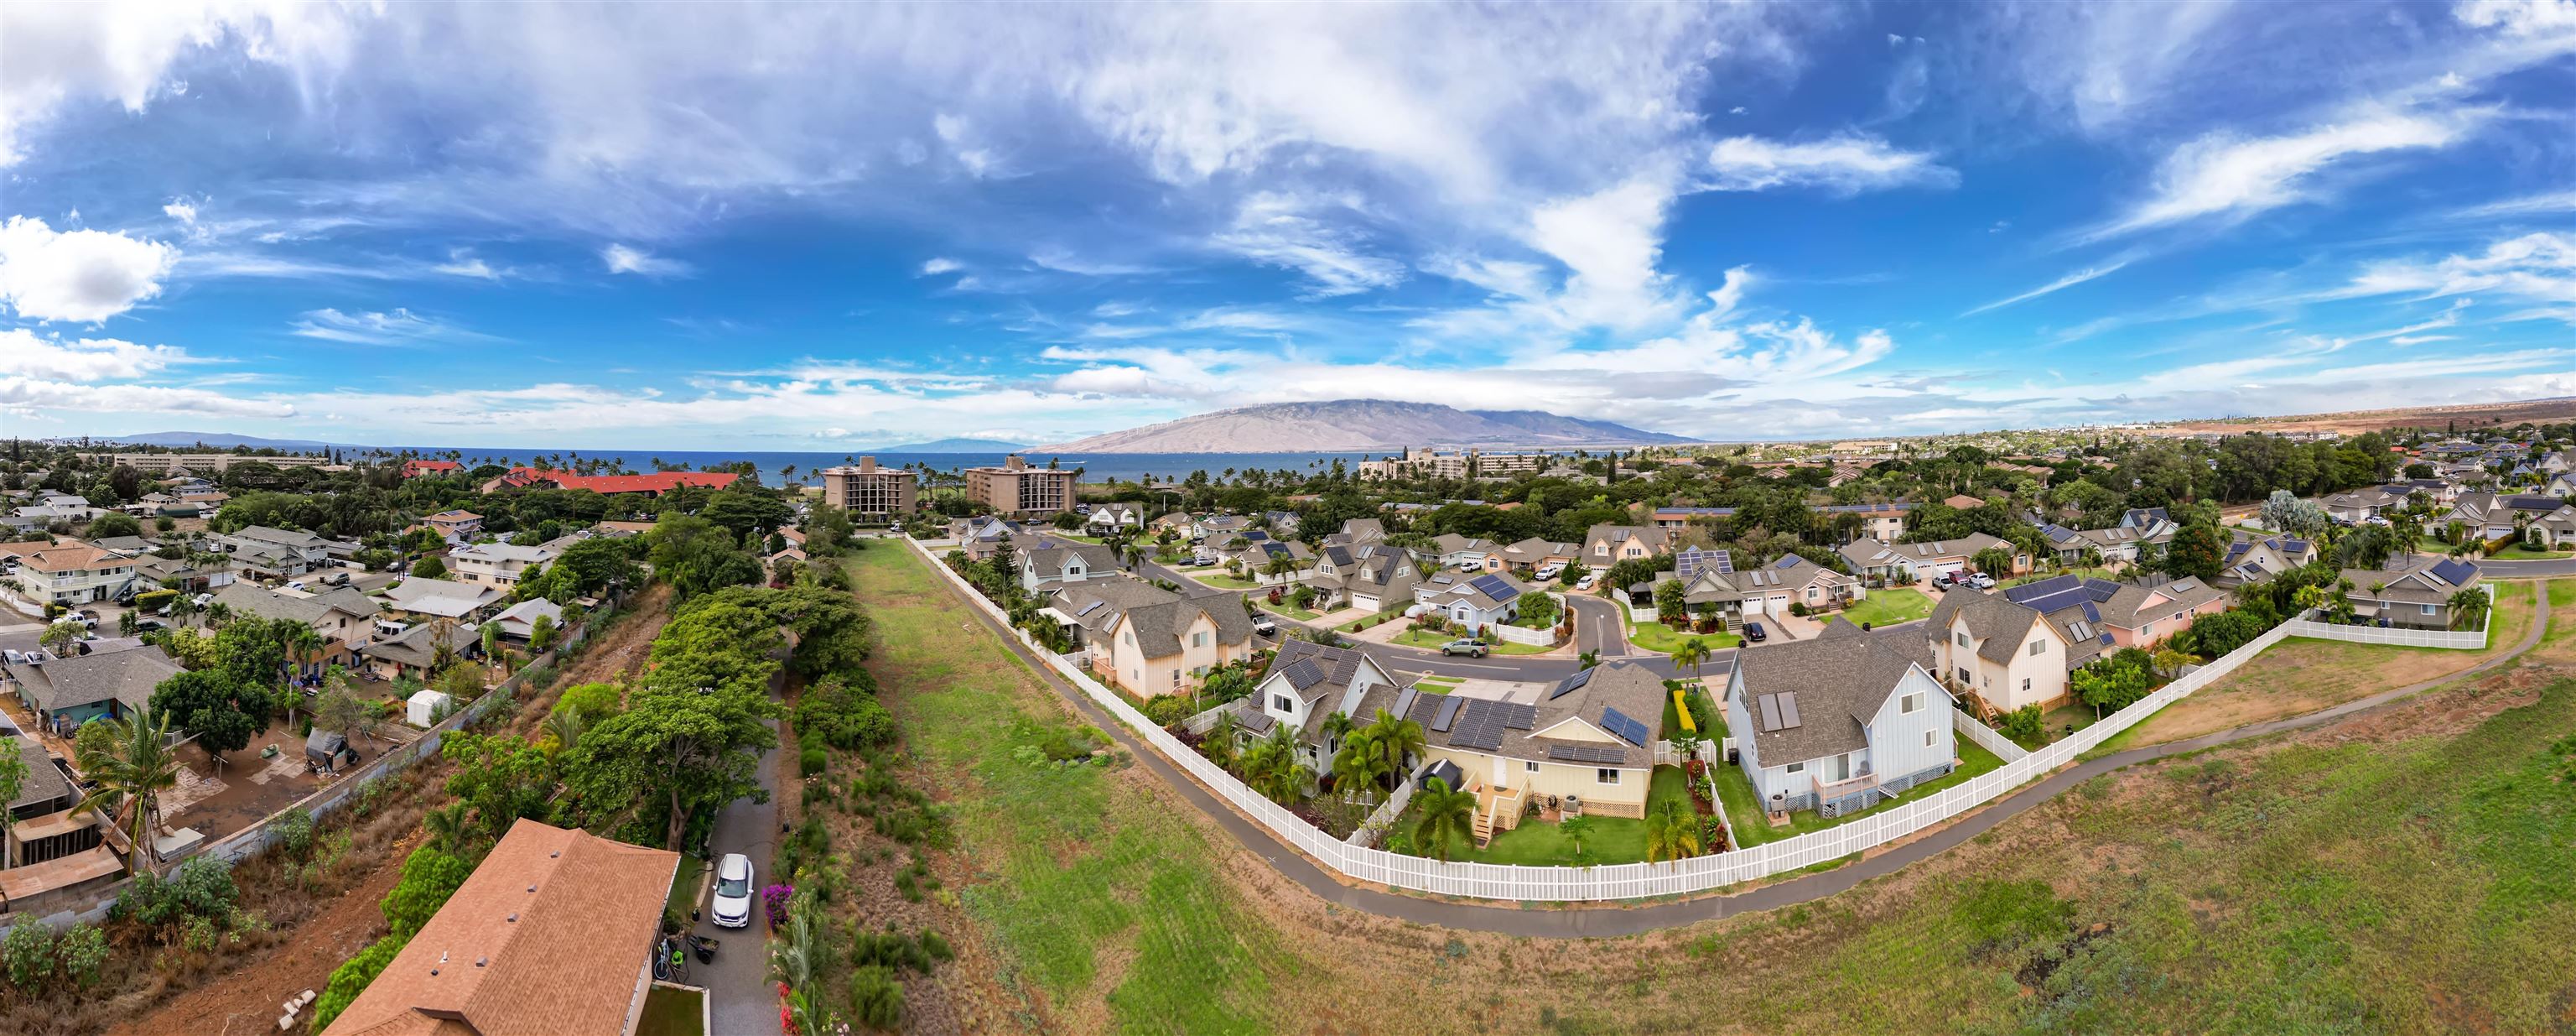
[1440, 639, 1491, 658]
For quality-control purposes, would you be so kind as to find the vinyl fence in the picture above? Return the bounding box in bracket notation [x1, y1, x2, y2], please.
[911, 535, 2461, 902]
[1950, 705, 2031, 762]
[2277, 583, 2493, 651]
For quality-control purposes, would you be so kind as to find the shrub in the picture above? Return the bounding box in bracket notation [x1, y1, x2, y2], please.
[792, 674, 898, 751]
[311, 934, 406, 1032]
[800, 747, 828, 777]
[918, 928, 953, 962]
[382, 846, 474, 938]
[3, 920, 56, 992]
[117, 856, 241, 940]
[848, 965, 904, 1031]
[850, 926, 932, 972]
[55, 924, 106, 990]
[271, 807, 316, 860]
[1997, 705, 2046, 744]
[762, 883, 797, 928]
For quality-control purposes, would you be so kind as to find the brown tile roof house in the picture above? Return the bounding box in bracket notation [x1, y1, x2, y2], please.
[320, 818, 678, 1036]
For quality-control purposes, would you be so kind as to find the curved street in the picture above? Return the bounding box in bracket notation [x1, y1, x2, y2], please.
[963, 543, 2552, 939]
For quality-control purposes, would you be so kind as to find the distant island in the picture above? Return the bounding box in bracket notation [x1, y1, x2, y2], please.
[863, 436, 1028, 453]
[106, 430, 343, 450]
[1036, 399, 1691, 453]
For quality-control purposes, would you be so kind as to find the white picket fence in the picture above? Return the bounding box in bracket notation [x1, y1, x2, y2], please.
[2277, 584, 2493, 650]
[1950, 705, 2031, 762]
[907, 537, 2446, 902]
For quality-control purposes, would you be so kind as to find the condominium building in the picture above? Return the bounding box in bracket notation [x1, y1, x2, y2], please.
[965, 455, 1076, 516]
[818, 456, 920, 518]
[1358, 446, 1556, 480]
[75, 452, 332, 472]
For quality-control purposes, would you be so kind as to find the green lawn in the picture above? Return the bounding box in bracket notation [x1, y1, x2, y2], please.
[2489, 542, 2573, 560]
[844, 546, 1311, 1032]
[1261, 602, 1321, 622]
[2004, 566, 2119, 587]
[1712, 740, 2007, 847]
[1422, 766, 1695, 866]
[1389, 628, 1555, 655]
[1627, 617, 1741, 654]
[1050, 531, 1105, 544]
[1837, 588, 1933, 627]
[1662, 683, 1727, 740]
[1194, 573, 1262, 589]
[665, 854, 706, 920]
[636, 984, 705, 1036]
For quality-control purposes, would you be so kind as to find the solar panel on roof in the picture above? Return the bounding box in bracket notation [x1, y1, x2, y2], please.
[1757, 694, 1784, 732]
[1450, 702, 1509, 751]
[1280, 659, 1325, 690]
[2431, 559, 2476, 586]
[1547, 743, 1625, 764]
[1712, 549, 1734, 574]
[1431, 695, 1466, 732]
[1776, 692, 1801, 729]
[1469, 574, 1519, 602]
[1548, 669, 1595, 700]
[1502, 702, 1538, 730]
[2080, 600, 2101, 623]
[1075, 600, 1106, 617]
[1392, 687, 1420, 722]
[1600, 706, 1649, 747]
[1774, 554, 1800, 569]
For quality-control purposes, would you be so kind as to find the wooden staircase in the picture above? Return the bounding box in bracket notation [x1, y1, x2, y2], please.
[1472, 806, 1495, 847]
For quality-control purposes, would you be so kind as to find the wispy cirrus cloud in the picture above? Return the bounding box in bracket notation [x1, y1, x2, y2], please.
[1962, 257, 2136, 315]
[1706, 134, 1956, 194]
[601, 243, 692, 278]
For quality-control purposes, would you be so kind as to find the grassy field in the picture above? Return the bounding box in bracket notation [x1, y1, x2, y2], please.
[1411, 766, 1695, 866]
[1619, 598, 1743, 653]
[847, 546, 1318, 1033]
[1837, 588, 1934, 627]
[2105, 581, 2533, 751]
[1193, 573, 1262, 590]
[636, 984, 705, 1036]
[664, 854, 705, 920]
[1713, 741, 2007, 847]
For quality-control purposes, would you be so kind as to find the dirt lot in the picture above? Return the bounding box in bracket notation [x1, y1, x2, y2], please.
[2118, 583, 2532, 747]
[2152, 395, 2576, 436]
[162, 718, 424, 844]
[512, 583, 672, 731]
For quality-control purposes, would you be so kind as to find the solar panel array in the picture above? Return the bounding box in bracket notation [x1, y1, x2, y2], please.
[1075, 600, 1107, 617]
[1548, 668, 1595, 700]
[1468, 574, 1521, 603]
[1448, 700, 1510, 751]
[1675, 548, 1736, 580]
[2431, 559, 2477, 586]
[1548, 742, 1625, 764]
[1599, 706, 1650, 747]
[1431, 695, 1467, 732]
[1754, 692, 1804, 732]
[1280, 658, 1326, 691]
[1502, 702, 1538, 729]
[1391, 687, 1420, 722]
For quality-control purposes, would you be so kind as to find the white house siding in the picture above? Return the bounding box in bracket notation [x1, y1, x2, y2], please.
[1864, 667, 1956, 786]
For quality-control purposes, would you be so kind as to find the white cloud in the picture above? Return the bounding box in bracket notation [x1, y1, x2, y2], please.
[163, 199, 197, 225]
[1212, 193, 1405, 298]
[0, 216, 179, 322]
[600, 243, 691, 277]
[1961, 258, 2132, 315]
[918, 258, 963, 276]
[2090, 108, 2472, 239]
[2345, 232, 2576, 305]
[0, 328, 187, 381]
[2456, 189, 2576, 218]
[0, 377, 298, 419]
[289, 308, 483, 346]
[1028, 248, 1154, 276]
[0, 2, 359, 164]
[2455, 0, 2576, 38]
[1706, 134, 1956, 193]
[932, 113, 1005, 179]
[432, 248, 505, 279]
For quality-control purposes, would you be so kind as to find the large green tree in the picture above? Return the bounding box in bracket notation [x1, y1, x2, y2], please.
[566, 681, 780, 850]
[148, 669, 262, 761]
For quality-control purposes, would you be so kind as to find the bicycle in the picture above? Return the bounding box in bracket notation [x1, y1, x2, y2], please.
[652, 934, 689, 983]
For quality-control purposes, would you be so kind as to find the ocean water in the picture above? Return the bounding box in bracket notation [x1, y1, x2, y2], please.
[374, 447, 1384, 487]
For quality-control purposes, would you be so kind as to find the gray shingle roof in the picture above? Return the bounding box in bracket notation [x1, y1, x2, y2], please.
[1927, 588, 2044, 665]
[3, 643, 182, 716]
[1732, 633, 1924, 764]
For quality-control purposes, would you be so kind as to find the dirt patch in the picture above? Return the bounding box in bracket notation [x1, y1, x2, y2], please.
[2295, 663, 2550, 749]
[512, 582, 673, 732]
[108, 833, 416, 1036]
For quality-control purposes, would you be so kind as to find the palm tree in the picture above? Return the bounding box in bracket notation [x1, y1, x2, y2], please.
[1330, 731, 1388, 800]
[1410, 778, 1478, 862]
[74, 710, 183, 871]
[1362, 708, 1427, 784]
[542, 706, 586, 754]
[1558, 815, 1598, 860]
[1318, 710, 1357, 757]
[1670, 637, 1711, 689]
[1644, 798, 1702, 862]
[1202, 712, 1240, 770]
[422, 802, 475, 856]
[1244, 727, 1311, 804]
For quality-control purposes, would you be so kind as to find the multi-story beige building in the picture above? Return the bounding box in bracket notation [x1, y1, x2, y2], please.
[964, 455, 1075, 516]
[75, 452, 332, 472]
[1358, 446, 1555, 480]
[818, 456, 919, 518]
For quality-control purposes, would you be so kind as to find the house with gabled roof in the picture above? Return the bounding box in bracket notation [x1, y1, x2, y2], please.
[2217, 530, 2319, 587]
[1411, 571, 1531, 633]
[1085, 502, 1144, 530]
[1581, 524, 1670, 571]
[3, 641, 183, 731]
[1056, 578, 1256, 698]
[1306, 542, 1420, 612]
[2322, 487, 2404, 523]
[2343, 558, 2482, 629]
[2096, 576, 2229, 648]
[1236, 638, 1405, 773]
[1493, 537, 1577, 575]
[1430, 534, 1498, 572]
[1726, 624, 1954, 817]
[1015, 539, 1119, 594]
[1836, 533, 2024, 585]
[945, 515, 1021, 561]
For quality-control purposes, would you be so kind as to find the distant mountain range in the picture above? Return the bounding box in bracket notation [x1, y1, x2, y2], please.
[1036, 399, 1691, 453]
[864, 436, 1028, 453]
[106, 431, 344, 450]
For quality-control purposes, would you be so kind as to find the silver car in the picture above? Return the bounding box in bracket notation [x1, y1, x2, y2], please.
[710, 852, 755, 929]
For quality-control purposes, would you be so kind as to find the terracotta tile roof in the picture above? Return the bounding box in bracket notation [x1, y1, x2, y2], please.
[322, 819, 678, 1036]
[486, 468, 739, 495]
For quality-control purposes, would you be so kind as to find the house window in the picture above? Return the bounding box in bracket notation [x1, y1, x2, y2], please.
[1192, 632, 1207, 648]
[1900, 691, 1924, 714]
[1272, 695, 1293, 713]
[2422, 603, 2437, 615]
[1785, 762, 1805, 774]
[2021, 678, 2031, 693]
[2028, 639, 2044, 657]
[1956, 667, 1971, 685]
[1525, 761, 1540, 773]
[1597, 768, 1620, 784]
[1924, 730, 1938, 747]
[1955, 632, 1971, 648]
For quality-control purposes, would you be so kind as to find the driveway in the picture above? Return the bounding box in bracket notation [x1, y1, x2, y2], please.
[1566, 594, 1628, 658]
[693, 668, 787, 1034]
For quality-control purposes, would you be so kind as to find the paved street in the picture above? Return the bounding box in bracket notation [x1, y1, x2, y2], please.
[2475, 557, 2576, 579]
[694, 670, 787, 1034]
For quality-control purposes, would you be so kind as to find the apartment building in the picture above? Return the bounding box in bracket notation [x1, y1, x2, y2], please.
[449, 541, 558, 587]
[965, 455, 1076, 516]
[75, 452, 332, 472]
[818, 456, 920, 518]
[3, 543, 139, 605]
[1358, 446, 1555, 480]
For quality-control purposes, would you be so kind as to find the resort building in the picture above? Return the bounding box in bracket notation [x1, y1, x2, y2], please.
[818, 456, 920, 518]
[965, 455, 1076, 516]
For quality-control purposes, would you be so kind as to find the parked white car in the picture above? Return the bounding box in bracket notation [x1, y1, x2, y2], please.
[1533, 564, 1562, 581]
[1576, 574, 1598, 591]
[711, 852, 755, 929]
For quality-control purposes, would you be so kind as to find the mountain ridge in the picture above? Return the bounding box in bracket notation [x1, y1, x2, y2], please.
[1035, 399, 1691, 453]
[862, 436, 1027, 452]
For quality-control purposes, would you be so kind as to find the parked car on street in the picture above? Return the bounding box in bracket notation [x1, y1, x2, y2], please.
[711, 853, 755, 929]
[1742, 621, 1768, 643]
[1251, 617, 1279, 638]
[1440, 638, 1491, 658]
[1575, 574, 1598, 591]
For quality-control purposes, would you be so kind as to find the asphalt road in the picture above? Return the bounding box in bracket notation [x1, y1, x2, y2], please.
[695, 669, 787, 1033]
[944, 543, 2553, 939]
[2475, 557, 2576, 578]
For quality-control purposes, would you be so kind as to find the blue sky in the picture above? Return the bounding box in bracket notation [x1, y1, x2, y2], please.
[3, 1, 2573, 450]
